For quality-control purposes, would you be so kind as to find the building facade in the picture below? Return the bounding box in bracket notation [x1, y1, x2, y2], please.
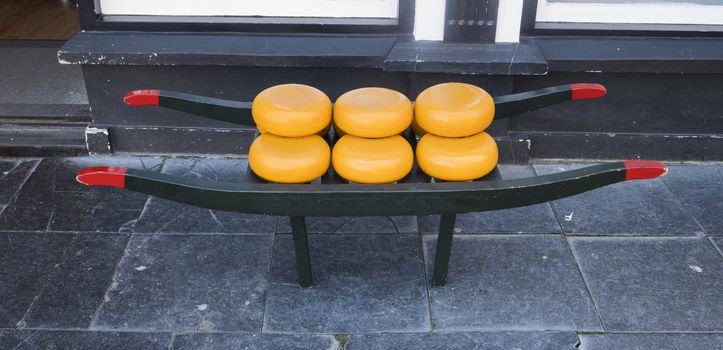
[59, 0, 723, 161]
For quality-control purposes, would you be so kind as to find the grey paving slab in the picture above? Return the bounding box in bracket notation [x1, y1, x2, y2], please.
[711, 236, 723, 256]
[495, 164, 545, 180]
[660, 164, 723, 191]
[418, 206, 560, 234]
[264, 234, 429, 333]
[347, 331, 579, 350]
[662, 165, 723, 234]
[0, 159, 55, 231]
[277, 216, 417, 234]
[569, 237, 723, 332]
[0, 159, 18, 174]
[669, 188, 723, 234]
[1, 232, 73, 327]
[0, 157, 164, 233]
[0, 159, 39, 206]
[22, 234, 130, 329]
[532, 163, 702, 235]
[0, 232, 128, 329]
[423, 235, 602, 331]
[0, 330, 172, 350]
[173, 333, 340, 350]
[578, 333, 723, 350]
[93, 234, 273, 332]
[47, 191, 147, 233]
[419, 165, 562, 234]
[134, 158, 277, 234]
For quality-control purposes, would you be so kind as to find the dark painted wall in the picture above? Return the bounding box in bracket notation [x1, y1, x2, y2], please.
[503, 73, 723, 161]
[86, 65, 722, 161]
[83, 66, 723, 161]
[512, 72, 723, 135]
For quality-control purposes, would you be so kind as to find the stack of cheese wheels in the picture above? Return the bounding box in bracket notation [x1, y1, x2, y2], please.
[414, 82, 498, 181]
[249, 84, 332, 183]
[332, 87, 414, 184]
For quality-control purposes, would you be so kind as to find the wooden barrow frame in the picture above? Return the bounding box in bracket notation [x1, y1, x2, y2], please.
[76, 84, 667, 287]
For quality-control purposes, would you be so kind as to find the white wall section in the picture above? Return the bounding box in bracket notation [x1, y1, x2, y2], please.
[495, 0, 524, 43]
[414, 0, 446, 41]
[536, 0, 723, 25]
[99, 0, 399, 18]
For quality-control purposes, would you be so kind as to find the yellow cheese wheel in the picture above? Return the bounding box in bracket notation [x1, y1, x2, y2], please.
[333, 87, 413, 138]
[257, 124, 330, 137]
[332, 119, 347, 137]
[334, 120, 407, 138]
[249, 133, 330, 183]
[411, 116, 427, 136]
[414, 83, 495, 137]
[332, 135, 413, 184]
[252, 84, 332, 137]
[416, 131, 498, 181]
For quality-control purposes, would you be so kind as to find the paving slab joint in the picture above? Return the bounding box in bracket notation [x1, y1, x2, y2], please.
[335, 334, 348, 349]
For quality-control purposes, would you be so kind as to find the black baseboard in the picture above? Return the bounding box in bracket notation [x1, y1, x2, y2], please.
[513, 132, 723, 162]
[0, 124, 88, 157]
[96, 124, 722, 163]
[105, 124, 255, 156]
[98, 124, 528, 163]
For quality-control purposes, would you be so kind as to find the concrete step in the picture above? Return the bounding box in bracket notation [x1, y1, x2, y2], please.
[0, 123, 87, 156]
[0, 40, 90, 156]
[0, 103, 90, 123]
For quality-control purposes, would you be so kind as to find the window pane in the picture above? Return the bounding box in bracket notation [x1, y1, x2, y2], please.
[99, 0, 400, 18]
[536, 0, 723, 28]
[549, 0, 723, 4]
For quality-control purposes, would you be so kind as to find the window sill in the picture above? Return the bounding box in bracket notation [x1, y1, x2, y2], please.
[526, 36, 723, 74]
[59, 32, 547, 75]
[384, 41, 547, 75]
[59, 32, 723, 75]
[59, 32, 398, 68]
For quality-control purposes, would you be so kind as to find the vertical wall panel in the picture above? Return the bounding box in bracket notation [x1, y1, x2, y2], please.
[444, 0, 499, 42]
[496, 0, 523, 42]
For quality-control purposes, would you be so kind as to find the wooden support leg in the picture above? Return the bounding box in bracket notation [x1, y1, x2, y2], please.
[432, 213, 457, 287]
[290, 216, 313, 288]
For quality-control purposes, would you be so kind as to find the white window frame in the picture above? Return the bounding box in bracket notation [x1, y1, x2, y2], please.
[535, 0, 723, 28]
[98, 0, 400, 19]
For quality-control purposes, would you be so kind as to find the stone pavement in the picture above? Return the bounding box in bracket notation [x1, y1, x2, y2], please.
[0, 156, 721, 349]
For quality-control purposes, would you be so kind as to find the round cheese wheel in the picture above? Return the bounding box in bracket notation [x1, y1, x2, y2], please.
[333, 87, 413, 138]
[416, 131, 498, 181]
[411, 116, 427, 136]
[257, 123, 330, 137]
[252, 84, 332, 137]
[414, 83, 495, 138]
[332, 135, 413, 184]
[249, 133, 330, 183]
[332, 119, 347, 138]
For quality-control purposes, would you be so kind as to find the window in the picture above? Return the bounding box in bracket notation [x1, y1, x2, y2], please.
[534, 0, 723, 31]
[98, 0, 400, 23]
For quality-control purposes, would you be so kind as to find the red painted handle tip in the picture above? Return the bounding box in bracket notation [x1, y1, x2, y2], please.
[571, 83, 607, 100]
[623, 160, 667, 180]
[76, 166, 128, 188]
[124, 90, 161, 106]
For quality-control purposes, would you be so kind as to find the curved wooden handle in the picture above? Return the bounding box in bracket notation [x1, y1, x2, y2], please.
[76, 160, 665, 216]
[492, 83, 606, 119]
[124, 90, 255, 126]
[123, 83, 606, 125]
